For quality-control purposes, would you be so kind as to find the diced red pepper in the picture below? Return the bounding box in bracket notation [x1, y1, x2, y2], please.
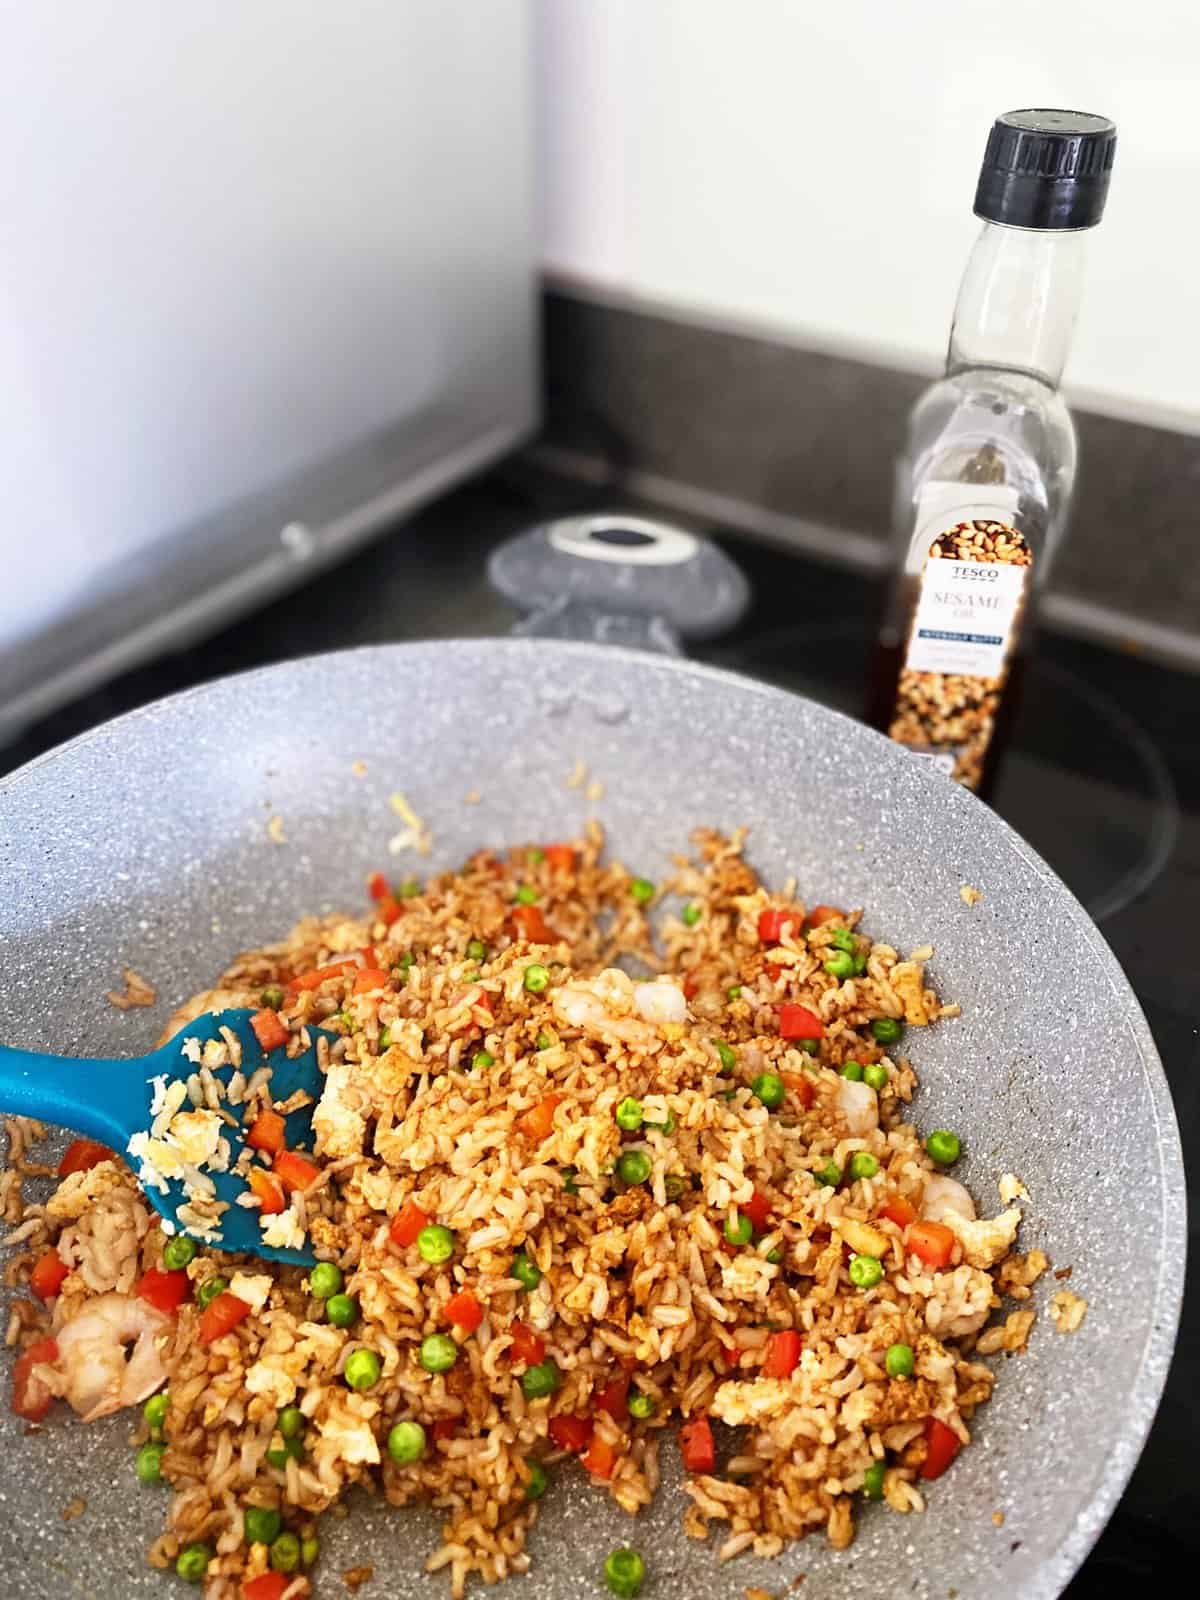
[430, 1418, 457, 1442]
[390, 1199, 430, 1248]
[198, 1290, 252, 1346]
[806, 905, 846, 929]
[762, 1329, 803, 1379]
[544, 845, 577, 871]
[444, 1290, 483, 1333]
[243, 1571, 290, 1600]
[879, 1195, 918, 1230]
[291, 959, 356, 992]
[273, 1150, 321, 1193]
[30, 1249, 70, 1302]
[367, 871, 390, 902]
[679, 1415, 716, 1474]
[11, 1336, 58, 1421]
[548, 1414, 593, 1453]
[719, 1341, 739, 1369]
[136, 1267, 191, 1315]
[595, 1374, 630, 1423]
[58, 1138, 115, 1177]
[758, 908, 800, 944]
[906, 1220, 956, 1269]
[782, 1072, 816, 1108]
[246, 1108, 286, 1156]
[741, 1190, 773, 1233]
[764, 963, 782, 983]
[376, 895, 403, 926]
[512, 903, 556, 944]
[248, 1166, 286, 1215]
[517, 1094, 562, 1142]
[249, 1009, 289, 1052]
[581, 1433, 618, 1479]
[921, 1416, 963, 1480]
[352, 967, 389, 995]
[509, 1322, 545, 1367]
[779, 1003, 824, 1041]
[682, 972, 700, 1000]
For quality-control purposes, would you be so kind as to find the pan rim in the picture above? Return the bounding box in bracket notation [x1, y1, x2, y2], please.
[0, 635, 1186, 1596]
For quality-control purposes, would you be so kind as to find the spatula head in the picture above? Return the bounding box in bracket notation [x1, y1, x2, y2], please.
[134, 1008, 333, 1266]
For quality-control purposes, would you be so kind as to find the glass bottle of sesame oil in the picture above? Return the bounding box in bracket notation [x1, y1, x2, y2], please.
[871, 110, 1116, 793]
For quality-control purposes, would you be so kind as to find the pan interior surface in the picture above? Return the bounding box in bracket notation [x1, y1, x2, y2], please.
[0, 640, 1184, 1600]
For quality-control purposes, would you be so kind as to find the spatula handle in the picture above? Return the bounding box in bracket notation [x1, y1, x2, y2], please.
[0, 1042, 138, 1151]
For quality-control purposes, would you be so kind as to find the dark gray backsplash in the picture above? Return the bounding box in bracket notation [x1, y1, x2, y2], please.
[533, 286, 1200, 667]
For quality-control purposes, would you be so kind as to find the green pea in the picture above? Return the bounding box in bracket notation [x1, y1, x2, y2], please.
[379, 1024, 394, 1048]
[135, 1442, 165, 1484]
[824, 951, 856, 980]
[512, 1252, 542, 1291]
[270, 1531, 302, 1574]
[277, 1406, 304, 1439]
[848, 1253, 884, 1290]
[815, 1160, 842, 1189]
[309, 1261, 343, 1300]
[417, 1225, 455, 1265]
[663, 1174, 688, 1202]
[420, 1333, 458, 1373]
[536, 1030, 554, 1050]
[244, 1506, 282, 1546]
[259, 985, 285, 1010]
[301, 1536, 320, 1567]
[681, 903, 702, 927]
[472, 1049, 495, 1070]
[397, 878, 421, 898]
[523, 963, 550, 994]
[715, 1040, 737, 1071]
[751, 1072, 785, 1110]
[863, 1460, 886, 1501]
[560, 1166, 579, 1195]
[925, 1130, 962, 1165]
[644, 1110, 676, 1134]
[143, 1391, 169, 1433]
[516, 884, 539, 905]
[266, 1437, 304, 1468]
[162, 1234, 197, 1272]
[797, 1037, 820, 1056]
[863, 1062, 889, 1092]
[847, 1151, 880, 1181]
[466, 939, 488, 963]
[629, 878, 655, 906]
[524, 1458, 548, 1500]
[175, 1544, 210, 1583]
[767, 1248, 784, 1265]
[331, 1009, 353, 1031]
[604, 1547, 647, 1599]
[885, 1342, 915, 1379]
[617, 1150, 651, 1186]
[627, 1391, 655, 1420]
[841, 1061, 864, 1081]
[344, 1349, 382, 1391]
[723, 1212, 753, 1247]
[871, 1016, 903, 1045]
[829, 926, 856, 952]
[528, 847, 545, 865]
[195, 1275, 228, 1310]
[326, 1293, 359, 1329]
[615, 1096, 644, 1132]
[726, 986, 742, 1001]
[520, 1359, 561, 1400]
[853, 952, 868, 975]
[387, 1420, 427, 1464]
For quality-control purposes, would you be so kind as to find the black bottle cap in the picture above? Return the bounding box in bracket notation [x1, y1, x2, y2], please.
[974, 109, 1116, 230]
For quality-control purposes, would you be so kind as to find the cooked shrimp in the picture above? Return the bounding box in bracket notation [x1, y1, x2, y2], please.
[922, 1174, 976, 1223]
[835, 1076, 879, 1135]
[632, 980, 687, 1026]
[49, 1293, 169, 1421]
[553, 971, 660, 1049]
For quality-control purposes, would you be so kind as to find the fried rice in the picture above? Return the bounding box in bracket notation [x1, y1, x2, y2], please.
[2, 826, 1048, 1598]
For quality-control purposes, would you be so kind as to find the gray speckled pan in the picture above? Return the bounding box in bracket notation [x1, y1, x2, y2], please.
[0, 640, 1184, 1600]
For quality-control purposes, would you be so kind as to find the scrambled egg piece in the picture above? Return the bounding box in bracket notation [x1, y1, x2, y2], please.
[244, 1359, 296, 1409]
[942, 1206, 1022, 1270]
[261, 1203, 307, 1252]
[315, 1394, 381, 1466]
[229, 1272, 273, 1313]
[313, 1061, 368, 1158]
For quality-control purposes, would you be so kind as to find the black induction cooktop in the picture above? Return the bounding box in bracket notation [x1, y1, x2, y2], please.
[2, 464, 1195, 1592]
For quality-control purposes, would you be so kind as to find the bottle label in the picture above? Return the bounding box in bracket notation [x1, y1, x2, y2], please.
[888, 518, 1032, 790]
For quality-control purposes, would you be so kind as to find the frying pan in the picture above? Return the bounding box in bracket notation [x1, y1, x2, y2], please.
[0, 516, 1185, 1600]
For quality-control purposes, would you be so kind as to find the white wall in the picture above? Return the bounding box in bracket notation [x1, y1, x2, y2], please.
[538, 0, 1200, 433]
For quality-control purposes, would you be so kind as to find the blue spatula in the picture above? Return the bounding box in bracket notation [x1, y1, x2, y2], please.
[0, 1009, 333, 1265]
